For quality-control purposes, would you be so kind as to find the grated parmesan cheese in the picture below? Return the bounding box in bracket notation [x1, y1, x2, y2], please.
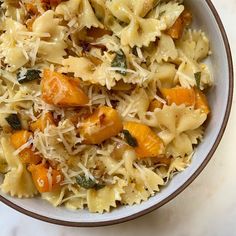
[47, 167, 53, 191]
[78, 162, 95, 182]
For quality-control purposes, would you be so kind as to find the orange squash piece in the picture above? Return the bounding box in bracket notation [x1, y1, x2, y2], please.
[123, 122, 165, 159]
[10, 130, 41, 164]
[30, 112, 55, 132]
[161, 87, 196, 106]
[195, 88, 210, 114]
[161, 86, 210, 114]
[25, 3, 38, 15]
[79, 106, 123, 144]
[28, 164, 63, 193]
[166, 9, 192, 39]
[149, 99, 163, 112]
[166, 17, 183, 39]
[19, 149, 42, 165]
[11, 130, 33, 149]
[41, 70, 89, 107]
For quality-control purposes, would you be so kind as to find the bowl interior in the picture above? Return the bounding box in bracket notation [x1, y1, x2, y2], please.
[0, 0, 233, 226]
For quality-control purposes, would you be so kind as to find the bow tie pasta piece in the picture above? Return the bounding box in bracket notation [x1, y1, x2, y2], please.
[157, 1, 184, 29]
[62, 55, 145, 89]
[64, 198, 86, 210]
[106, 0, 166, 47]
[36, 41, 67, 64]
[0, 19, 29, 71]
[1, 0, 25, 21]
[80, 0, 104, 29]
[142, 104, 206, 158]
[167, 133, 194, 157]
[0, 146, 9, 174]
[174, 30, 211, 89]
[106, 0, 133, 23]
[175, 52, 213, 89]
[149, 62, 177, 88]
[62, 56, 111, 87]
[0, 137, 38, 198]
[55, 0, 103, 29]
[33, 10, 65, 41]
[120, 150, 164, 205]
[121, 183, 150, 205]
[167, 155, 192, 179]
[62, 185, 87, 210]
[41, 186, 66, 207]
[87, 177, 126, 213]
[55, 0, 80, 20]
[89, 0, 123, 33]
[135, 0, 160, 17]
[150, 34, 178, 63]
[106, 0, 158, 20]
[166, 128, 203, 157]
[32, 10, 67, 64]
[120, 17, 166, 47]
[90, 0, 109, 20]
[115, 88, 149, 120]
[176, 30, 210, 62]
[142, 104, 207, 144]
[42, 185, 86, 210]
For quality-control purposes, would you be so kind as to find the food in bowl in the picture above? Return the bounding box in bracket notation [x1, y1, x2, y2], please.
[0, 0, 212, 213]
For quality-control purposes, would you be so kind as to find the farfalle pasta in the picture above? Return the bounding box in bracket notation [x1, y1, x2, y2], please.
[0, 0, 213, 213]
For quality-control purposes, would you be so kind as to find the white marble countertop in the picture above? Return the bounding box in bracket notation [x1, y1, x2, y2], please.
[0, 1, 235, 235]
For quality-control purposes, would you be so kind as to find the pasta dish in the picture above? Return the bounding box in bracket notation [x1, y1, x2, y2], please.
[0, 0, 212, 213]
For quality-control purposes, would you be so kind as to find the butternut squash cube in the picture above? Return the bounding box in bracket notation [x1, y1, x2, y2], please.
[166, 9, 192, 39]
[28, 164, 63, 193]
[11, 130, 33, 149]
[41, 70, 89, 107]
[79, 106, 123, 144]
[30, 112, 55, 132]
[11, 130, 41, 164]
[123, 122, 165, 159]
[195, 88, 210, 114]
[19, 149, 42, 165]
[161, 87, 196, 106]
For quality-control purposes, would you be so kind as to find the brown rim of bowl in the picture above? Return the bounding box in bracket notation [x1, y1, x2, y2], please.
[0, 0, 234, 227]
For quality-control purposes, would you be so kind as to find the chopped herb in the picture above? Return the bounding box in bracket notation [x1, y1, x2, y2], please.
[123, 130, 138, 147]
[5, 114, 22, 130]
[194, 72, 201, 89]
[94, 183, 105, 190]
[76, 175, 105, 190]
[17, 69, 41, 84]
[132, 46, 138, 56]
[111, 49, 127, 75]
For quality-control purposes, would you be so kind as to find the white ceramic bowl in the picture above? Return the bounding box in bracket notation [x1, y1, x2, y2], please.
[0, 0, 233, 227]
